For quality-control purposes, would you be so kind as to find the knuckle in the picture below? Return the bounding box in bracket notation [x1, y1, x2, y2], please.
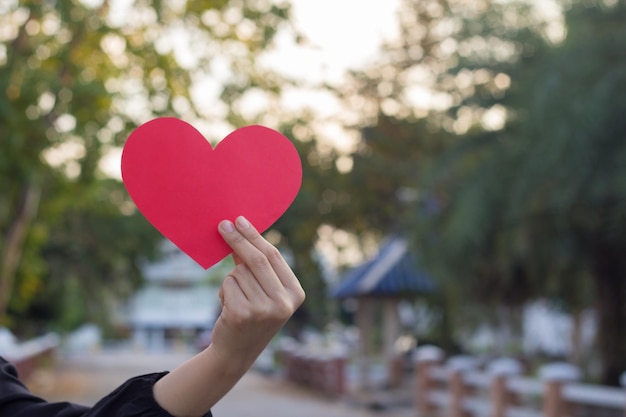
[250, 253, 269, 268]
[257, 303, 275, 319]
[294, 287, 306, 306]
[277, 300, 294, 317]
[248, 231, 263, 242]
[269, 297, 294, 318]
[229, 232, 246, 245]
[233, 264, 250, 276]
[232, 306, 252, 324]
[265, 246, 283, 263]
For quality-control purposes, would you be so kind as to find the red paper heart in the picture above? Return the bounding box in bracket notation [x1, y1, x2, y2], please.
[121, 117, 302, 269]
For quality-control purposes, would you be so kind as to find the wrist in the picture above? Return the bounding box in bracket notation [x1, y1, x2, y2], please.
[153, 343, 253, 417]
[202, 343, 254, 377]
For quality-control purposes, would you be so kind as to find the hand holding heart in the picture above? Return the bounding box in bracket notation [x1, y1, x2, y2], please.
[123, 118, 306, 417]
[152, 216, 305, 417]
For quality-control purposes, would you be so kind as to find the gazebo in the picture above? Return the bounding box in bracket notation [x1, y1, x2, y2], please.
[331, 236, 435, 389]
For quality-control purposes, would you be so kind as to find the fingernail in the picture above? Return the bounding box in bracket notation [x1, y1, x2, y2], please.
[220, 220, 234, 233]
[236, 216, 250, 229]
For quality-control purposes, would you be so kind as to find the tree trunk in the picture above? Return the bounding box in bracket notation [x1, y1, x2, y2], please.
[0, 185, 41, 322]
[569, 309, 583, 367]
[592, 241, 626, 386]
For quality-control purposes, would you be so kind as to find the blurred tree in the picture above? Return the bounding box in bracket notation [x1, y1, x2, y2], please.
[10, 178, 162, 335]
[0, 0, 293, 332]
[330, 0, 626, 383]
[328, 0, 554, 348]
[415, 0, 626, 384]
[347, 114, 451, 234]
[507, 1, 626, 384]
[271, 114, 450, 326]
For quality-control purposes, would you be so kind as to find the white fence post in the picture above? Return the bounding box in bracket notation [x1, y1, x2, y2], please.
[447, 355, 479, 417]
[414, 345, 444, 415]
[540, 362, 581, 417]
[487, 358, 523, 417]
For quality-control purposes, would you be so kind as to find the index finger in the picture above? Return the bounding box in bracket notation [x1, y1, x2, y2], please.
[219, 217, 302, 294]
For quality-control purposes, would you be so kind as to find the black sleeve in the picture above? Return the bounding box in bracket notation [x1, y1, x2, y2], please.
[0, 356, 212, 417]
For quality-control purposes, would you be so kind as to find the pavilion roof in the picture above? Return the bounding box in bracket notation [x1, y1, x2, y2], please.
[330, 236, 436, 299]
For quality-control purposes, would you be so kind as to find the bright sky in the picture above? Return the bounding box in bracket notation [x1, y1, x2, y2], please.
[99, 0, 401, 179]
[265, 0, 400, 84]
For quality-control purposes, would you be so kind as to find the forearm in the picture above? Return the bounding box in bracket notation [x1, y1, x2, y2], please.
[152, 344, 251, 417]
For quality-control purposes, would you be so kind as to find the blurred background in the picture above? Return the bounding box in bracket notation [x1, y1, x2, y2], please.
[1, 0, 626, 415]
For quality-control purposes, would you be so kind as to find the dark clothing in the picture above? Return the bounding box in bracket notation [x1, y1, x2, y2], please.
[0, 356, 212, 417]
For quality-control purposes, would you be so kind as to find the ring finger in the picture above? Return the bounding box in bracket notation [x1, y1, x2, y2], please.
[228, 263, 268, 301]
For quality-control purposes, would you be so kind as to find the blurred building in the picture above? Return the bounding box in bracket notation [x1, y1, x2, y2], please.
[331, 236, 436, 389]
[126, 241, 223, 351]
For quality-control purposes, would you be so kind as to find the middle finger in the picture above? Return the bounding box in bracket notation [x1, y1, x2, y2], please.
[219, 219, 284, 296]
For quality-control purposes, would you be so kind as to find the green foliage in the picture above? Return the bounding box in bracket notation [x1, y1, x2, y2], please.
[348, 114, 452, 234]
[412, 0, 626, 383]
[270, 114, 451, 325]
[0, 0, 292, 334]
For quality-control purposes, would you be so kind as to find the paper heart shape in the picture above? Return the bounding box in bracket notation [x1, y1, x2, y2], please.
[121, 117, 302, 269]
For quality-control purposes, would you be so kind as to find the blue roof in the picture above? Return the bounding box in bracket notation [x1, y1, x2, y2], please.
[330, 237, 436, 299]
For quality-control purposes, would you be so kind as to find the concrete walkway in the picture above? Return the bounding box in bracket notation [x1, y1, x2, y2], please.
[28, 350, 415, 417]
